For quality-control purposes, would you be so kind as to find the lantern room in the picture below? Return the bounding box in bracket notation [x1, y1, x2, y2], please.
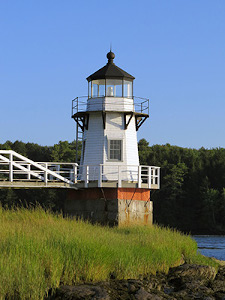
[87, 51, 134, 99]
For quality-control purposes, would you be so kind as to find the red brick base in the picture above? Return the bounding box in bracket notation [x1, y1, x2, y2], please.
[67, 187, 150, 202]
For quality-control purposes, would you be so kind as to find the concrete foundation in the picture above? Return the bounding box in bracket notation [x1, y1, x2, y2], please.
[65, 187, 152, 226]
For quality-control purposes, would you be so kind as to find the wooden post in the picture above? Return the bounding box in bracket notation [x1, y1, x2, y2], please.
[27, 164, 31, 180]
[85, 165, 89, 188]
[138, 166, 141, 188]
[158, 168, 160, 189]
[44, 163, 48, 185]
[9, 152, 13, 182]
[73, 164, 77, 183]
[148, 166, 151, 189]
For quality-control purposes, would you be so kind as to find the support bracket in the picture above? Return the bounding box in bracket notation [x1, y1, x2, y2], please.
[72, 112, 89, 132]
[102, 112, 106, 129]
[124, 112, 134, 130]
[135, 114, 149, 131]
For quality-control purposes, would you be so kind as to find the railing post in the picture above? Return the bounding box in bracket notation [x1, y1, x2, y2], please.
[27, 164, 31, 180]
[138, 166, 141, 188]
[9, 152, 13, 182]
[148, 166, 151, 189]
[118, 165, 122, 188]
[73, 164, 77, 183]
[85, 165, 89, 188]
[98, 165, 102, 188]
[44, 163, 48, 185]
[153, 168, 156, 185]
[157, 167, 160, 189]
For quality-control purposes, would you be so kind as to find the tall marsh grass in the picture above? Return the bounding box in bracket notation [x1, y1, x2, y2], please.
[0, 206, 217, 299]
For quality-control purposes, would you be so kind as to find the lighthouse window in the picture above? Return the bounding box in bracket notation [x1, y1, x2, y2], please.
[92, 83, 99, 98]
[106, 79, 122, 97]
[91, 79, 105, 98]
[109, 140, 122, 161]
[123, 80, 133, 98]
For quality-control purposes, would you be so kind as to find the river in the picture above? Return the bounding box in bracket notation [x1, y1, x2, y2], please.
[193, 235, 225, 261]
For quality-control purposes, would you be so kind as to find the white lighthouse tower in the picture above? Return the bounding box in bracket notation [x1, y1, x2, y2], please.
[68, 51, 160, 226]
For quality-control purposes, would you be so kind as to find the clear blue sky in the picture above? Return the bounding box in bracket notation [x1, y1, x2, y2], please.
[0, 0, 224, 149]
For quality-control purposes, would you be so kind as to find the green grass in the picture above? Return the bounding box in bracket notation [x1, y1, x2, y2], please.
[0, 206, 218, 300]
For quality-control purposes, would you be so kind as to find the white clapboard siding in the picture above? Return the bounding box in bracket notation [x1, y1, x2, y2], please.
[125, 116, 139, 166]
[87, 97, 134, 112]
[83, 112, 104, 165]
[80, 97, 140, 181]
[103, 113, 139, 181]
[103, 113, 124, 169]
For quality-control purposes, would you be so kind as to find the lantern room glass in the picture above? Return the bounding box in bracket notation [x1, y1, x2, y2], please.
[90, 79, 105, 98]
[88, 79, 133, 98]
[123, 80, 132, 98]
[106, 79, 122, 97]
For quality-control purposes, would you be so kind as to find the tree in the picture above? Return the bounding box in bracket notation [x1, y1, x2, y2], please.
[51, 141, 76, 162]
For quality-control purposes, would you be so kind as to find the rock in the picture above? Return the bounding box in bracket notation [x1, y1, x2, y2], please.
[128, 283, 137, 294]
[210, 280, 225, 293]
[168, 264, 217, 284]
[215, 266, 225, 281]
[135, 287, 162, 300]
[52, 284, 110, 300]
[163, 286, 174, 295]
[48, 265, 225, 300]
[170, 289, 188, 299]
[214, 292, 225, 300]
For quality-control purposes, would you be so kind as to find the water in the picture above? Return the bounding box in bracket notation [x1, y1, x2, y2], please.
[193, 235, 225, 261]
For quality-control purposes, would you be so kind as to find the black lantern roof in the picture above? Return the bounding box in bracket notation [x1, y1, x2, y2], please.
[86, 51, 135, 82]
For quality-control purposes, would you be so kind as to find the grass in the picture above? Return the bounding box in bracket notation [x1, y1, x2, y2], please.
[0, 206, 218, 300]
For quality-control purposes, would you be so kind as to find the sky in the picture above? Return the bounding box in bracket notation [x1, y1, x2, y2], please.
[0, 0, 225, 149]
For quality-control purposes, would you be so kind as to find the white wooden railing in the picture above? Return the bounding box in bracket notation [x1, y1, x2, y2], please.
[0, 150, 160, 189]
[78, 164, 160, 189]
[0, 150, 77, 185]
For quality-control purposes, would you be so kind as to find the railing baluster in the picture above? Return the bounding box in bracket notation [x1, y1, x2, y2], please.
[73, 164, 77, 183]
[138, 166, 141, 188]
[158, 167, 160, 189]
[44, 163, 48, 185]
[9, 152, 13, 182]
[85, 165, 89, 188]
[27, 164, 31, 180]
[148, 166, 151, 189]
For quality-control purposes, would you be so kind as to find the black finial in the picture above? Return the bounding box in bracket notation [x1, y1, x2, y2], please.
[107, 50, 115, 64]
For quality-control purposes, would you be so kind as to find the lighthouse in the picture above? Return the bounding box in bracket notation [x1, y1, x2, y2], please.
[66, 51, 160, 225]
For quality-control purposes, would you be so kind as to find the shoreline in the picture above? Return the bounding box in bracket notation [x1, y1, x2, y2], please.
[48, 262, 225, 300]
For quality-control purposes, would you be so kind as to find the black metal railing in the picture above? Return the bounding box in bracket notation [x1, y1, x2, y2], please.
[72, 96, 149, 116]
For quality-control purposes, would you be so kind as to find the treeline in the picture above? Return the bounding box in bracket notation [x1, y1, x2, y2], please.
[0, 140, 225, 234]
[139, 139, 225, 234]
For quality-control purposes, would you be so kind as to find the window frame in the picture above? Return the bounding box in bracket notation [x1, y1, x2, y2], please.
[107, 139, 123, 162]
